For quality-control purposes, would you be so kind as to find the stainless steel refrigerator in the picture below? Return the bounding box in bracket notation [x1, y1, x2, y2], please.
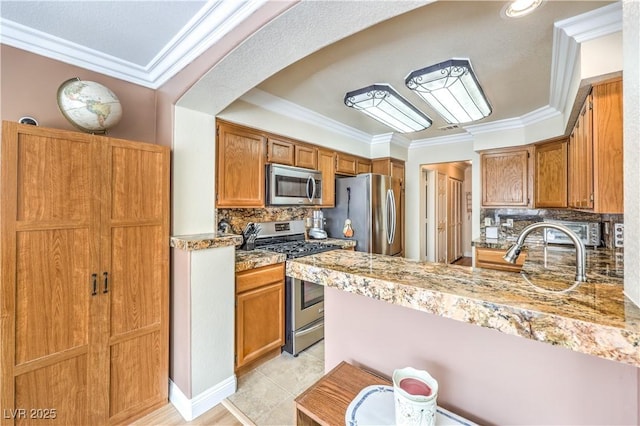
[323, 173, 401, 256]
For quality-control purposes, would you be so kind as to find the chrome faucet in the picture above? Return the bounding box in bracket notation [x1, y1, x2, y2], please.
[503, 222, 587, 282]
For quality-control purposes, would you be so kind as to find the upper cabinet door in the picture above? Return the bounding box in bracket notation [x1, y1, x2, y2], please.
[591, 77, 623, 213]
[216, 121, 266, 208]
[317, 149, 336, 207]
[481, 147, 532, 207]
[267, 137, 295, 166]
[295, 145, 318, 170]
[534, 138, 568, 208]
[335, 153, 357, 175]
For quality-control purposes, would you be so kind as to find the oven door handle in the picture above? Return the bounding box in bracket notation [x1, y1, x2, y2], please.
[294, 321, 324, 337]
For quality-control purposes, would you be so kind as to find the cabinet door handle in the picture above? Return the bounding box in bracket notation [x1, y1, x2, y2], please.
[103, 272, 109, 294]
[91, 273, 97, 296]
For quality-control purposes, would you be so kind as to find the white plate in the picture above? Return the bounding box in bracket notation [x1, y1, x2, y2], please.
[344, 385, 476, 426]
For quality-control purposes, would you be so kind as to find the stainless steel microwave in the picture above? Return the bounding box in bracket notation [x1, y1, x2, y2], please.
[266, 164, 323, 206]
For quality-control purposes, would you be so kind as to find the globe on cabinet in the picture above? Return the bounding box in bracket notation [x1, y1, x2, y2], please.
[56, 77, 123, 134]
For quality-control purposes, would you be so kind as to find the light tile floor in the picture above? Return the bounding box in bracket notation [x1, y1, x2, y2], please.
[226, 340, 325, 426]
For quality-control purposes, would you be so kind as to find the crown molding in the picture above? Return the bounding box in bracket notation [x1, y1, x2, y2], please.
[371, 133, 411, 148]
[147, 0, 268, 88]
[409, 132, 473, 149]
[1, 19, 153, 86]
[240, 88, 373, 145]
[556, 1, 622, 43]
[549, 2, 622, 110]
[0, 0, 268, 89]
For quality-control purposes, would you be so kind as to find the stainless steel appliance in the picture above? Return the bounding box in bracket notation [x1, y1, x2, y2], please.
[309, 210, 327, 239]
[323, 173, 401, 255]
[254, 220, 339, 355]
[542, 219, 601, 248]
[266, 164, 323, 206]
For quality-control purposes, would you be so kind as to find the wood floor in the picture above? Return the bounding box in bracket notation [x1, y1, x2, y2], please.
[130, 402, 243, 425]
[451, 256, 472, 266]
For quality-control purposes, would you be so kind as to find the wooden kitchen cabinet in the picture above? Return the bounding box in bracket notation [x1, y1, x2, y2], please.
[480, 146, 532, 207]
[336, 153, 372, 176]
[534, 137, 568, 208]
[475, 247, 527, 273]
[295, 144, 318, 169]
[356, 158, 371, 174]
[568, 97, 594, 209]
[335, 152, 358, 175]
[266, 136, 317, 169]
[0, 122, 170, 425]
[235, 263, 285, 371]
[216, 120, 266, 208]
[317, 148, 336, 207]
[267, 136, 295, 165]
[568, 77, 623, 213]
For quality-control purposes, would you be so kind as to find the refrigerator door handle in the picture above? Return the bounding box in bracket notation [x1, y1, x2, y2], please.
[386, 189, 393, 244]
[390, 189, 397, 244]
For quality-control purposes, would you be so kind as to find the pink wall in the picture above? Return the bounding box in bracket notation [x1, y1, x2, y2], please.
[1, 45, 157, 143]
[170, 249, 192, 397]
[325, 287, 639, 425]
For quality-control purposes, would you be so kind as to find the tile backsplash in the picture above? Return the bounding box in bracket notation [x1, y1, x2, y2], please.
[480, 208, 623, 248]
[217, 207, 316, 234]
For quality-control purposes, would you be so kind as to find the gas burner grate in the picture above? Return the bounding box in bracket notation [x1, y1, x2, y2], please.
[260, 241, 340, 259]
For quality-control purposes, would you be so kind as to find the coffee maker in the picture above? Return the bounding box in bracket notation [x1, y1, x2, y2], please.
[308, 210, 327, 239]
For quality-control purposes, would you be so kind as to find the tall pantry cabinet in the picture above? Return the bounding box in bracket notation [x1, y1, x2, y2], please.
[0, 122, 170, 425]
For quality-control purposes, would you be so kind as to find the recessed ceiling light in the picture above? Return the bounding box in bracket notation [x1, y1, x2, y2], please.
[504, 0, 543, 18]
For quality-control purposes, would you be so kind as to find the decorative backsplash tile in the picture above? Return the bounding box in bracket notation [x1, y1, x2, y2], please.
[217, 207, 317, 234]
[480, 208, 623, 248]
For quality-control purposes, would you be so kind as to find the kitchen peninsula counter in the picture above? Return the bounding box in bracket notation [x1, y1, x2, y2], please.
[286, 249, 640, 367]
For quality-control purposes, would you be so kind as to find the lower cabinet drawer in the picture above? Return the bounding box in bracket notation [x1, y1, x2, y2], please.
[236, 263, 285, 293]
[475, 247, 527, 272]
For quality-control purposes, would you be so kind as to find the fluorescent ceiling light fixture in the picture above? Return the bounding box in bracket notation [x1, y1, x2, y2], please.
[504, 0, 543, 18]
[344, 84, 432, 133]
[405, 58, 492, 124]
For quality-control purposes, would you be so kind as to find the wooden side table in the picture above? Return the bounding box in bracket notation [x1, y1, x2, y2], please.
[295, 361, 391, 425]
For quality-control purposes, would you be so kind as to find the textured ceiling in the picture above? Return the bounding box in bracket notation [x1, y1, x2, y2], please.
[256, 1, 613, 139]
[0, 0, 618, 141]
[1, 1, 206, 66]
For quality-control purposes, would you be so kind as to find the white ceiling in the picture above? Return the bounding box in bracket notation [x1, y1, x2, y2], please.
[0, 0, 621, 142]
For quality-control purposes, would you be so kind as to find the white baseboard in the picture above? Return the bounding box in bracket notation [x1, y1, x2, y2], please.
[169, 375, 237, 421]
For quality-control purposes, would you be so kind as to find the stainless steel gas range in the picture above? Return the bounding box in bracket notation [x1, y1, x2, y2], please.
[254, 220, 339, 356]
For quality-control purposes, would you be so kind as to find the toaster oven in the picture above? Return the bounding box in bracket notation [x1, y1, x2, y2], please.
[543, 220, 601, 248]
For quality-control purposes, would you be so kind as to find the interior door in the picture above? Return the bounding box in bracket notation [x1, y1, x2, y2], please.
[436, 172, 447, 263]
[1, 122, 101, 425]
[102, 138, 169, 423]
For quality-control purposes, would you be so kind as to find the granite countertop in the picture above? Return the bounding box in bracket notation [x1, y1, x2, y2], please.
[170, 233, 243, 250]
[286, 249, 640, 367]
[312, 237, 357, 249]
[236, 250, 287, 272]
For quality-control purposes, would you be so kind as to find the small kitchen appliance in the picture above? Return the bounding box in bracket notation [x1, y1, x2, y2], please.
[542, 219, 601, 248]
[266, 164, 323, 206]
[309, 210, 327, 239]
[254, 220, 339, 355]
